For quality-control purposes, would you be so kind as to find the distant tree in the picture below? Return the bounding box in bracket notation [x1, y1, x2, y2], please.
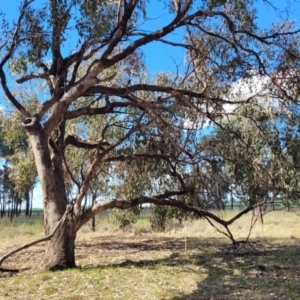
[0, 112, 35, 218]
[0, 0, 299, 270]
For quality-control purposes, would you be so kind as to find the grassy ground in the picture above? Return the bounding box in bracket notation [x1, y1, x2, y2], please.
[1, 210, 300, 299]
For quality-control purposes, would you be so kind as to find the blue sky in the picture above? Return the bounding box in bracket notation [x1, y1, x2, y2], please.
[138, 0, 300, 74]
[1, 1, 300, 208]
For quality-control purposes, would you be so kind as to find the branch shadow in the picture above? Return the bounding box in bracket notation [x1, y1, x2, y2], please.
[170, 239, 300, 299]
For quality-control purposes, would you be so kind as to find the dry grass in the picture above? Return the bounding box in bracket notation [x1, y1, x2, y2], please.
[1, 210, 300, 299]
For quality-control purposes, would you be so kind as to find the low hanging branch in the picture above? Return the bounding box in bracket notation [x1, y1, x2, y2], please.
[0, 194, 261, 270]
[80, 193, 258, 244]
[0, 209, 68, 269]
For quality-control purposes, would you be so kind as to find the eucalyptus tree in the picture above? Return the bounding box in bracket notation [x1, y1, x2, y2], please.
[0, 111, 35, 218]
[0, 0, 299, 270]
[211, 99, 280, 209]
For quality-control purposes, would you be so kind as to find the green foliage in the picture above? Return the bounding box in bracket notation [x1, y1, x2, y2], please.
[150, 206, 193, 232]
[207, 97, 300, 207]
[76, 0, 115, 39]
[109, 206, 140, 228]
[0, 110, 35, 217]
[207, 0, 227, 10]
[1, 111, 36, 197]
[149, 206, 169, 232]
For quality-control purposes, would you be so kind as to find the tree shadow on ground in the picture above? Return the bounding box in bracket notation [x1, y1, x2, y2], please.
[172, 240, 300, 300]
[77, 236, 300, 300]
[2, 234, 300, 299]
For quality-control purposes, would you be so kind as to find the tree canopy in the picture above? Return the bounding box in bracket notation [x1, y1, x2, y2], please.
[0, 0, 300, 269]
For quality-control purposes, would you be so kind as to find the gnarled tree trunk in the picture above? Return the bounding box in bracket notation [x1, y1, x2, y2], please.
[43, 211, 77, 270]
[24, 117, 78, 270]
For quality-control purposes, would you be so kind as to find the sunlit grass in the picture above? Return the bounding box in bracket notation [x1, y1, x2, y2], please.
[0, 214, 44, 252]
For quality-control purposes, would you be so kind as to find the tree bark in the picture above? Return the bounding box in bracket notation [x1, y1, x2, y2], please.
[43, 210, 77, 270]
[23, 117, 78, 270]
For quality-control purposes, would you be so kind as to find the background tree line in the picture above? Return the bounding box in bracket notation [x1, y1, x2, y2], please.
[0, 111, 35, 219]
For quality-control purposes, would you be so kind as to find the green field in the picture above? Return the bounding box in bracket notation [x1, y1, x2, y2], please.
[1, 210, 300, 299]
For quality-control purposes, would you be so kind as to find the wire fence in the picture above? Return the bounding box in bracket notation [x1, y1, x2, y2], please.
[225, 199, 300, 212]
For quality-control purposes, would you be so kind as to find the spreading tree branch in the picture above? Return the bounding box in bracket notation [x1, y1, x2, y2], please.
[80, 194, 256, 232]
[0, 0, 32, 117]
